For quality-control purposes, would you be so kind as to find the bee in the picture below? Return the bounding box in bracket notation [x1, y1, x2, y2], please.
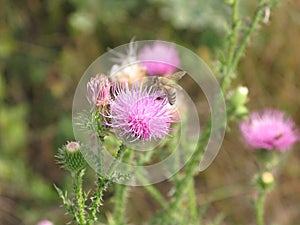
[274, 133, 283, 140]
[149, 71, 186, 105]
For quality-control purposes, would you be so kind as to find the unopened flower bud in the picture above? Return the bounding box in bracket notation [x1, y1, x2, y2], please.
[229, 86, 249, 107]
[256, 171, 275, 191]
[56, 141, 86, 172]
[262, 171, 274, 185]
[87, 74, 112, 108]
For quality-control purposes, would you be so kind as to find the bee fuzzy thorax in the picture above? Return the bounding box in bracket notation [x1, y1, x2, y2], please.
[147, 71, 186, 105]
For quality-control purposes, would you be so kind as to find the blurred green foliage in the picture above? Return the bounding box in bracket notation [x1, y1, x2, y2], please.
[151, 0, 229, 30]
[0, 0, 299, 224]
[0, 74, 56, 224]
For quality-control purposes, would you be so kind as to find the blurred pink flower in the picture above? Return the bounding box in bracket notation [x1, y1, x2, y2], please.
[109, 83, 178, 142]
[37, 220, 53, 225]
[240, 109, 299, 151]
[87, 74, 112, 108]
[138, 41, 180, 75]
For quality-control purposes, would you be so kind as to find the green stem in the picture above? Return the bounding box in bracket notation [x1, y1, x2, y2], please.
[221, 0, 276, 92]
[221, 0, 240, 91]
[88, 144, 128, 224]
[255, 191, 266, 225]
[187, 179, 198, 225]
[88, 176, 110, 224]
[142, 180, 168, 209]
[112, 149, 133, 225]
[231, 0, 267, 71]
[226, 0, 240, 70]
[73, 170, 86, 225]
[136, 151, 168, 209]
[152, 126, 211, 224]
[107, 143, 127, 176]
[113, 183, 127, 225]
[170, 127, 211, 210]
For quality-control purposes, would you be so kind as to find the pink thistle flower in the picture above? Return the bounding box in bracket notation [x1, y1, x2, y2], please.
[108, 83, 178, 142]
[240, 109, 299, 151]
[36, 220, 54, 225]
[138, 41, 180, 76]
[87, 74, 112, 108]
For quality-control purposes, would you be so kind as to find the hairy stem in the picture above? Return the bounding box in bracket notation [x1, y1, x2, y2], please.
[255, 191, 266, 225]
[166, 127, 210, 222]
[134, 141, 171, 209]
[231, 0, 268, 71]
[107, 143, 127, 176]
[227, 0, 240, 67]
[152, 126, 211, 224]
[88, 143, 128, 224]
[112, 183, 127, 225]
[73, 170, 86, 225]
[222, 0, 240, 91]
[88, 176, 110, 224]
[112, 149, 133, 225]
[187, 179, 198, 225]
[140, 176, 168, 209]
[221, 0, 277, 92]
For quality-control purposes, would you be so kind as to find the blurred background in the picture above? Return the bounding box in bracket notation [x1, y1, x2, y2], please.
[0, 0, 299, 224]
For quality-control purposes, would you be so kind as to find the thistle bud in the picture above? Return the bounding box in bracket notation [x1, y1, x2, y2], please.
[87, 74, 112, 108]
[56, 141, 86, 172]
[262, 172, 274, 185]
[229, 86, 248, 107]
[256, 171, 275, 191]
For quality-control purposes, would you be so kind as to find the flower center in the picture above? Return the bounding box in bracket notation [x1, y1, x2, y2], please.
[128, 115, 151, 140]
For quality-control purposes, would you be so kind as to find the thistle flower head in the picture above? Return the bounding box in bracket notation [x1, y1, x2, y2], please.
[240, 109, 299, 151]
[108, 82, 178, 142]
[109, 40, 146, 83]
[87, 74, 112, 108]
[138, 41, 180, 75]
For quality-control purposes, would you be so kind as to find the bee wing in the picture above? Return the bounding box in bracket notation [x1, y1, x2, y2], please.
[165, 86, 177, 105]
[165, 71, 186, 81]
[143, 76, 156, 87]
